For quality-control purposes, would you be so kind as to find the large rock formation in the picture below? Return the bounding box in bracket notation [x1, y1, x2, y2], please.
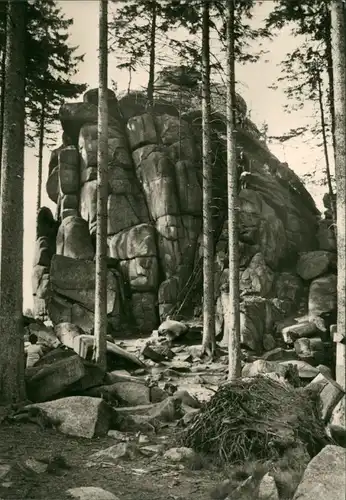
[32, 67, 325, 352]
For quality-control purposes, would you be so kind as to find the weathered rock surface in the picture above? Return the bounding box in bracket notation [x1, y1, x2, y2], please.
[25, 396, 112, 438]
[258, 473, 279, 500]
[163, 447, 196, 463]
[26, 355, 86, 402]
[67, 487, 119, 500]
[292, 445, 346, 500]
[36, 78, 321, 348]
[297, 251, 336, 281]
[309, 274, 337, 318]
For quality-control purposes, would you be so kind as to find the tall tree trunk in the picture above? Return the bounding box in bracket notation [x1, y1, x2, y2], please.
[36, 93, 46, 218]
[94, 0, 108, 370]
[0, 0, 27, 404]
[127, 65, 132, 94]
[325, 8, 337, 158]
[0, 4, 7, 187]
[331, 0, 346, 390]
[147, 1, 156, 106]
[201, 1, 215, 358]
[226, 0, 241, 380]
[317, 70, 336, 222]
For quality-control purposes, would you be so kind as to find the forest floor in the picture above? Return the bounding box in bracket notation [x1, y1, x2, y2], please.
[0, 421, 226, 500]
[0, 334, 310, 500]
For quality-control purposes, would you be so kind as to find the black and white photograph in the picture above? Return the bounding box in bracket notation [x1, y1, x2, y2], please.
[0, 1, 345, 498]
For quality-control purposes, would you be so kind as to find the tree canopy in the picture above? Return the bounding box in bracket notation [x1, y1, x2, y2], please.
[0, 0, 86, 148]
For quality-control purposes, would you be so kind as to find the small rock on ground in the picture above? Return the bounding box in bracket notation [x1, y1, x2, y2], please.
[163, 447, 196, 463]
[67, 486, 119, 500]
[259, 473, 279, 500]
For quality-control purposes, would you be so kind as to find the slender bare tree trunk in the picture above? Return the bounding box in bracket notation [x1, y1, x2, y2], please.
[0, 5, 7, 187]
[325, 8, 337, 158]
[331, 0, 346, 390]
[317, 71, 336, 222]
[147, 1, 157, 106]
[226, 0, 241, 380]
[94, 0, 108, 370]
[36, 94, 46, 218]
[201, 1, 215, 358]
[0, 0, 27, 404]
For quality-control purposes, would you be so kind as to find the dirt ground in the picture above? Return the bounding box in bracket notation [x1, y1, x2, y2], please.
[0, 421, 226, 500]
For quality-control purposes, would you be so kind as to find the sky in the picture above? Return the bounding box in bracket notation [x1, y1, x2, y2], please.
[22, 0, 331, 310]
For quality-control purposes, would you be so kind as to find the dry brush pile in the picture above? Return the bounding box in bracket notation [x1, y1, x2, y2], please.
[178, 376, 330, 464]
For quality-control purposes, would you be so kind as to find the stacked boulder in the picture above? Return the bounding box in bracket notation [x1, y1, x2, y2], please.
[33, 68, 322, 350]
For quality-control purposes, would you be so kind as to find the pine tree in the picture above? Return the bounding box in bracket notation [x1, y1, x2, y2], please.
[331, 0, 346, 390]
[25, 0, 86, 211]
[201, 0, 216, 359]
[94, 0, 109, 371]
[266, 0, 337, 201]
[0, 0, 86, 208]
[0, 0, 27, 404]
[109, 0, 171, 96]
[226, 0, 241, 380]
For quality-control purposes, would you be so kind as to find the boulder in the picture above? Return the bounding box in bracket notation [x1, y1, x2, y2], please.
[90, 381, 151, 406]
[309, 274, 337, 318]
[296, 251, 336, 281]
[141, 344, 167, 363]
[120, 255, 159, 292]
[27, 354, 86, 402]
[71, 334, 145, 368]
[33, 236, 55, 267]
[80, 180, 99, 235]
[50, 255, 118, 315]
[292, 445, 346, 500]
[258, 473, 279, 500]
[108, 223, 156, 260]
[279, 360, 319, 379]
[25, 396, 112, 438]
[127, 113, 158, 150]
[306, 372, 345, 422]
[114, 396, 182, 427]
[32, 265, 50, 299]
[294, 337, 325, 365]
[274, 272, 303, 304]
[87, 442, 140, 464]
[107, 192, 149, 236]
[130, 292, 158, 332]
[158, 319, 188, 340]
[69, 361, 106, 392]
[242, 359, 288, 379]
[163, 447, 196, 463]
[239, 189, 287, 269]
[56, 216, 95, 260]
[67, 487, 119, 500]
[104, 371, 142, 384]
[240, 253, 274, 297]
[46, 166, 59, 203]
[329, 394, 346, 429]
[240, 297, 267, 352]
[155, 114, 192, 146]
[59, 149, 80, 195]
[54, 322, 85, 348]
[79, 123, 131, 172]
[281, 322, 319, 344]
[173, 390, 201, 409]
[262, 348, 298, 362]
